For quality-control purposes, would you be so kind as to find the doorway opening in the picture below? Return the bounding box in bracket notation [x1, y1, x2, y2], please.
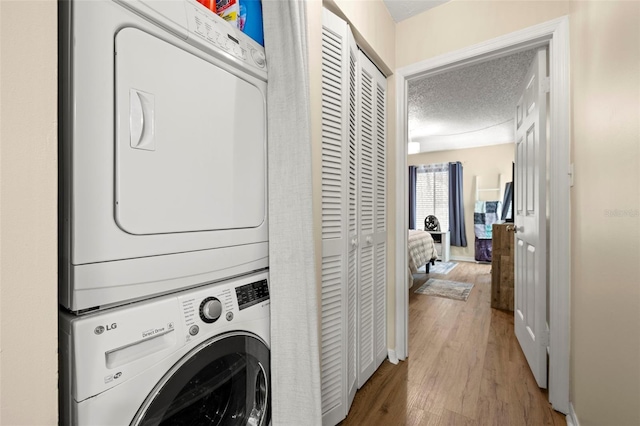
[393, 16, 571, 414]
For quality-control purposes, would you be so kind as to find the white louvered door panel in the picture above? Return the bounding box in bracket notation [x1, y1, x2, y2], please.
[373, 76, 387, 368]
[320, 251, 343, 418]
[356, 50, 378, 388]
[357, 241, 375, 388]
[321, 9, 350, 426]
[345, 27, 359, 411]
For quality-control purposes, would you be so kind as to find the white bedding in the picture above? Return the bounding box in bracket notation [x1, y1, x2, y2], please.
[408, 230, 438, 288]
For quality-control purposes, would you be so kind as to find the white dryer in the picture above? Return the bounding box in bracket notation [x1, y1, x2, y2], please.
[60, 271, 270, 425]
[59, 0, 269, 312]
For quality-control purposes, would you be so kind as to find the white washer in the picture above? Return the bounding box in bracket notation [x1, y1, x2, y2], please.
[60, 271, 270, 425]
[59, 0, 269, 312]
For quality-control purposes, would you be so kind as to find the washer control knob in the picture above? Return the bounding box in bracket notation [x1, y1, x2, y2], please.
[200, 297, 223, 323]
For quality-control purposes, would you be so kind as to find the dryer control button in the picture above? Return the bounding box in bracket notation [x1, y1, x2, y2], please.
[189, 325, 200, 336]
[226, 312, 234, 321]
[200, 297, 223, 323]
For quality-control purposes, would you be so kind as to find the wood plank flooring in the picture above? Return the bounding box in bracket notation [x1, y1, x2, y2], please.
[341, 262, 565, 426]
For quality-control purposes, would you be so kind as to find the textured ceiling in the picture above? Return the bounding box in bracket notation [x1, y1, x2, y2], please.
[382, 0, 450, 22]
[408, 49, 537, 153]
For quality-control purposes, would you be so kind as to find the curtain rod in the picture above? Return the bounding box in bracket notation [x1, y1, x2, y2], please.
[413, 161, 467, 170]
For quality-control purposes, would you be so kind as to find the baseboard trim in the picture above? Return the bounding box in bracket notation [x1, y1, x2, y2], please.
[450, 256, 476, 263]
[387, 349, 400, 364]
[565, 403, 580, 426]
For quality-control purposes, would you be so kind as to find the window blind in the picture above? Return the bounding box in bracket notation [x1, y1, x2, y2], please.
[415, 163, 449, 232]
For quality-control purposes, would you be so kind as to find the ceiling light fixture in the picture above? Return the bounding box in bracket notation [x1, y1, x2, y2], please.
[409, 122, 445, 139]
[408, 142, 420, 155]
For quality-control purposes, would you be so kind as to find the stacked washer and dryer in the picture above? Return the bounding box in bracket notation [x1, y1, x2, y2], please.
[59, 0, 270, 424]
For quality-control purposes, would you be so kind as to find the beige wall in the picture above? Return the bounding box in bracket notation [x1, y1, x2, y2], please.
[395, 1, 570, 69]
[569, 2, 640, 425]
[408, 144, 514, 260]
[330, 0, 395, 74]
[0, 1, 59, 424]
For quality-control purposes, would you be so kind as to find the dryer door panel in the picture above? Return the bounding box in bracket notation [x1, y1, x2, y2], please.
[115, 28, 266, 235]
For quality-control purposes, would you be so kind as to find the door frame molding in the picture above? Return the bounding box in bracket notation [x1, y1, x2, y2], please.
[393, 16, 570, 413]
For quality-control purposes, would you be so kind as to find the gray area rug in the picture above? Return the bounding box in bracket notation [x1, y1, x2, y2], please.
[414, 278, 474, 301]
[418, 261, 458, 275]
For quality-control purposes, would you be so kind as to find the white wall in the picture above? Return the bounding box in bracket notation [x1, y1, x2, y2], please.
[0, 0, 59, 424]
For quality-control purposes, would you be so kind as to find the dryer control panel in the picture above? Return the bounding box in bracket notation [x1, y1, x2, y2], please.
[114, 0, 267, 79]
[236, 279, 269, 310]
[185, 1, 267, 76]
[178, 272, 270, 342]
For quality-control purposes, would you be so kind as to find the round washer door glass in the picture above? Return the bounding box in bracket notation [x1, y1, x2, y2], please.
[133, 333, 270, 426]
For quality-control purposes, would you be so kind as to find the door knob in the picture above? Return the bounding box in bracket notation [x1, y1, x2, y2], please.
[508, 226, 524, 233]
[366, 236, 372, 244]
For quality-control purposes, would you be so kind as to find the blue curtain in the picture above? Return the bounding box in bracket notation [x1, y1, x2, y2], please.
[408, 166, 417, 229]
[448, 162, 467, 247]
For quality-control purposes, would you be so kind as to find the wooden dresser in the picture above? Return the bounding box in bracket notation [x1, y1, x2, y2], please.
[491, 223, 514, 311]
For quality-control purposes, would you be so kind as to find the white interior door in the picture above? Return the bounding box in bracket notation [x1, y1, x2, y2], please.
[514, 47, 548, 389]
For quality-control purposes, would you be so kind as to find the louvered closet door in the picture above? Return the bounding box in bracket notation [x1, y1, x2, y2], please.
[356, 50, 387, 389]
[320, 8, 352, 426]
[344, 26, 359, 411]
[372, 65, 387, 370]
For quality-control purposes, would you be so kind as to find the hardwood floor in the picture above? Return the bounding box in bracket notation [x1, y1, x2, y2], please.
[341, 262, 565, 426]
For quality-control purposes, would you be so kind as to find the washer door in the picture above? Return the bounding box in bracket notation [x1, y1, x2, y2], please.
[132, 332, 270, 426]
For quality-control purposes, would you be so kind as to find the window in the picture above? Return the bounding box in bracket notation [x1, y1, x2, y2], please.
[416, 163, 449, 232]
